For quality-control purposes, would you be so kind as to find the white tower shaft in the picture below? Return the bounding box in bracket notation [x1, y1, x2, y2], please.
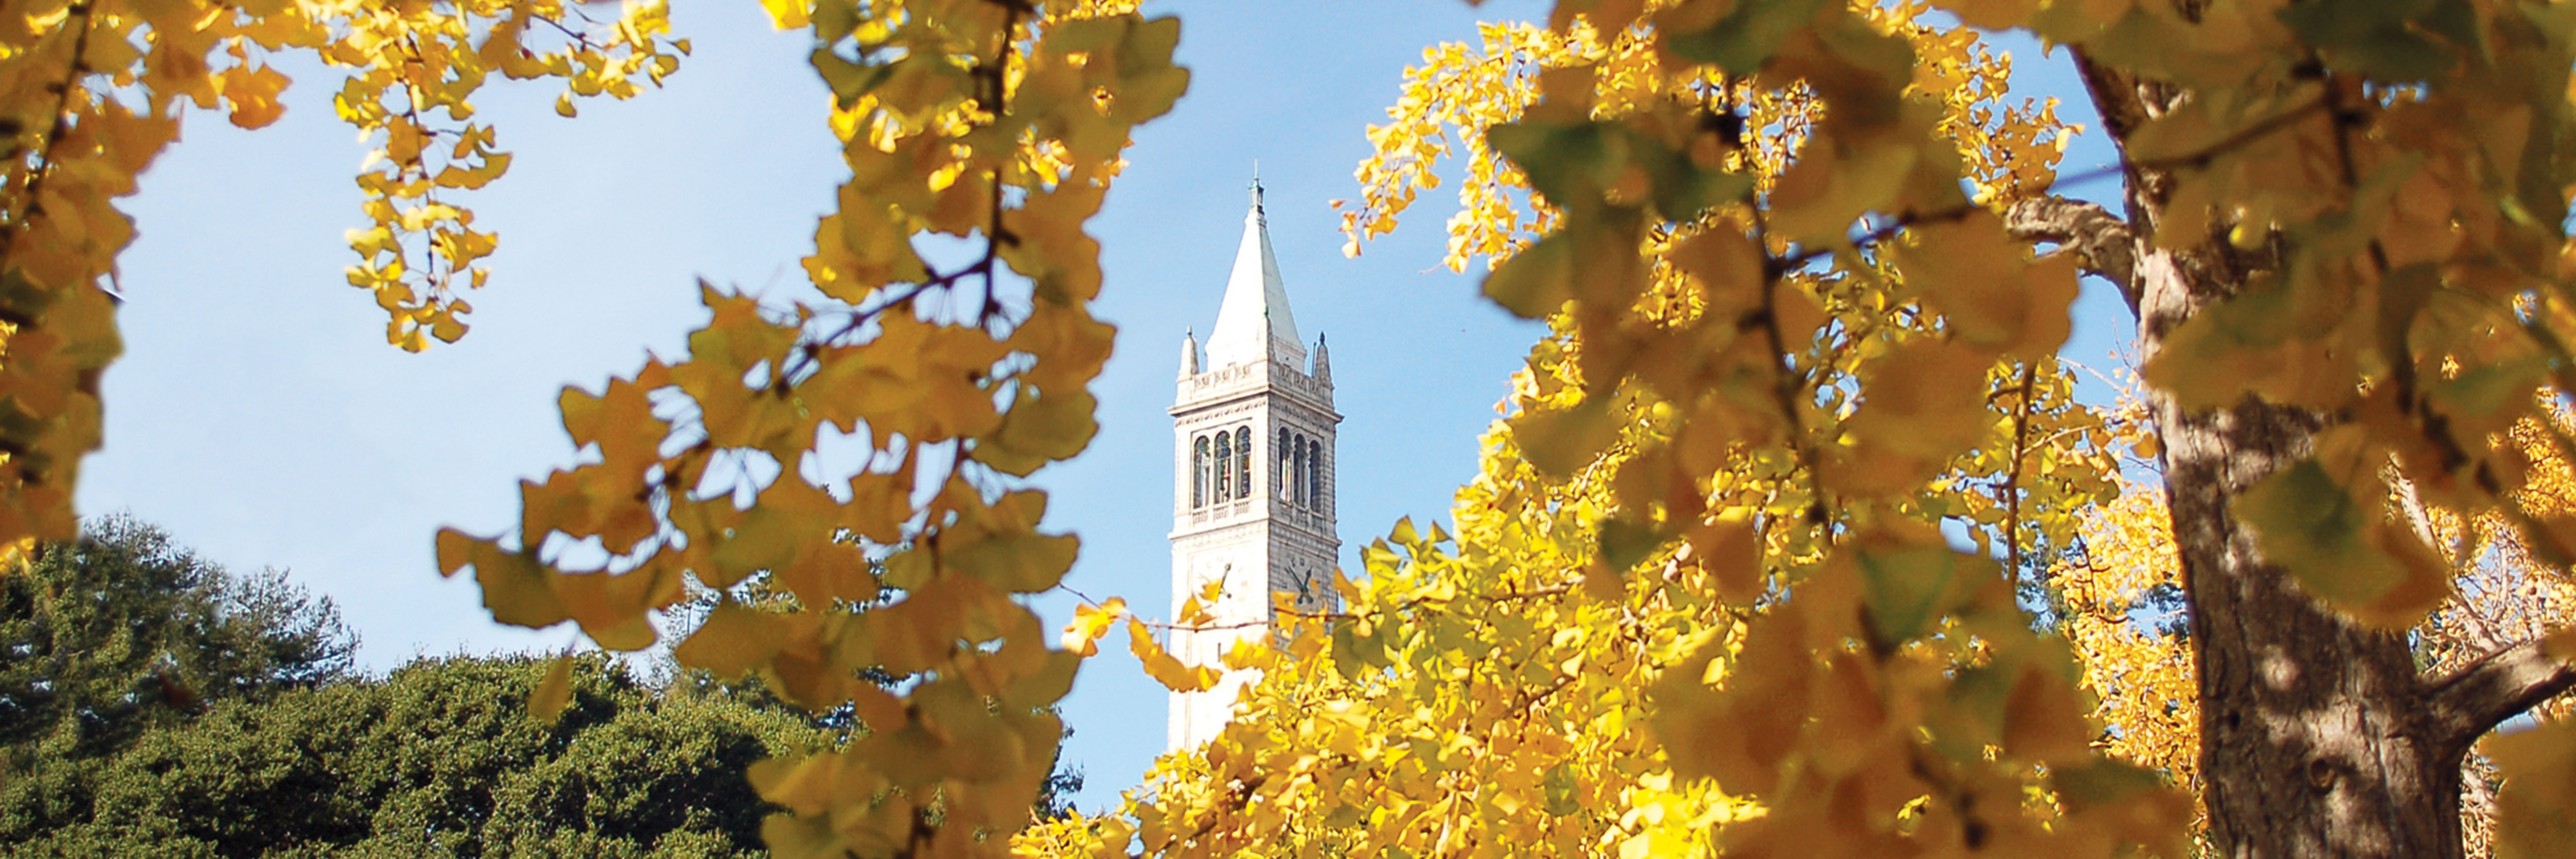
[1167, 179, 1342, 750]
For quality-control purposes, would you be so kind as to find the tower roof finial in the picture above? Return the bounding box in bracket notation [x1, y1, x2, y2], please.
[1250, 162, 1263, 213]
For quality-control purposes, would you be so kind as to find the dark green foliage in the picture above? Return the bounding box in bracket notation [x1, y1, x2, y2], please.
[2012, 531, 2080, 635]
[0, 514, 353, 754]
[1035, 736, 1084, 822]
[15, 654, 827, 857]
[1, 519, 1088, 856]
[1, 515, 355, 852]
[2018, 533, 2191, 641]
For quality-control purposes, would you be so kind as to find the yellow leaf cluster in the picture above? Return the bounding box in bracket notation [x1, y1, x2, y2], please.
[2049, 484, 2198, 802]
[432, 1, 1177, 854]
[1025, 424, 1759, 857]
[1272, 0, 2576, 850]
[326, 0, 684, 351]
[4, 0, 1171, 852]
[1342, 1, 2074, 274]
[21, 0, 2576, 853]
[1036, 1, 2213, 856]
[0, 0, 685, 550]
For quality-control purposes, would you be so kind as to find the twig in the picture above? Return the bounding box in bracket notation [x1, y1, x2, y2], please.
[1748, 206, 1832, 529]
[2002, 361, 2039, 577]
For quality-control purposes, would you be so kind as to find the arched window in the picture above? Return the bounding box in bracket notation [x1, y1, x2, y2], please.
[1308, 438, 1323, 512]
[1214, 432, 1233, 502]
[1235, 428, 1252, 501]
[1291, 434, 1307, 509]
[1192, 435, 1209, 508]
[1277, 428, 1292, 502]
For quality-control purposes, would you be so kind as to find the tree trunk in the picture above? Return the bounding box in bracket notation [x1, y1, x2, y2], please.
[2077, 55, 2469, 859]
[2150, 382, 2465, 859]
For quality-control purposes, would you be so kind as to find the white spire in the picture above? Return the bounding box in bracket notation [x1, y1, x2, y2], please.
[1205, 173, 1304, 369]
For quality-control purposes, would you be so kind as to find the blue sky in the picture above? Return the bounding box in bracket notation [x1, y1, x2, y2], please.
[81, 1, 2130, 812]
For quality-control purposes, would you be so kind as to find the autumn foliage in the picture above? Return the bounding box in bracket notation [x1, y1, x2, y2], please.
[1044, 0, 2576, 856]
[14, 0, 2576, 856]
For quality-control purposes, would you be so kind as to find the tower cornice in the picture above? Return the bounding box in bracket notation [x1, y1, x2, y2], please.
[1172, 359, 1338, 420]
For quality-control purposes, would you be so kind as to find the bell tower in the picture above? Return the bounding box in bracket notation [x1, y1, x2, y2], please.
[1167, 177, 1342, 750]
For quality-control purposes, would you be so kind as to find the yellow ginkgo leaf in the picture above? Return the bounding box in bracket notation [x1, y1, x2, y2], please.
[528, 653, 575, 725]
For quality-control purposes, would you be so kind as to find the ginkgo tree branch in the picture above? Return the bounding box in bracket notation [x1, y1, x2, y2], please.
[1750, 207, 1831, 528]
[529, 10, 606, 52]
[2001, 362, 2039, 575]
[775, 22, 1024, 383]
[2422, 633, 2576, 755]
[1762, 98, 2322, 324]
[2003, 194, 2136, 315]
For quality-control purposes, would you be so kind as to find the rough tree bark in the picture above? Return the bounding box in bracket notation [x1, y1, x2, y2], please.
[2059, 48, 2576, 859]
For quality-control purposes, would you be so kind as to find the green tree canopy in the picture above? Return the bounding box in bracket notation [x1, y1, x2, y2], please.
[3, 519, 1085, 856]
[0, 514, 355, 752]
[18, 654, 829, 858]
[2, 515, 356, 844]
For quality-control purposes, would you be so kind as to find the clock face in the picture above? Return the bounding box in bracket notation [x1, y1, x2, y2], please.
[1288, 565, 1320, 610]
